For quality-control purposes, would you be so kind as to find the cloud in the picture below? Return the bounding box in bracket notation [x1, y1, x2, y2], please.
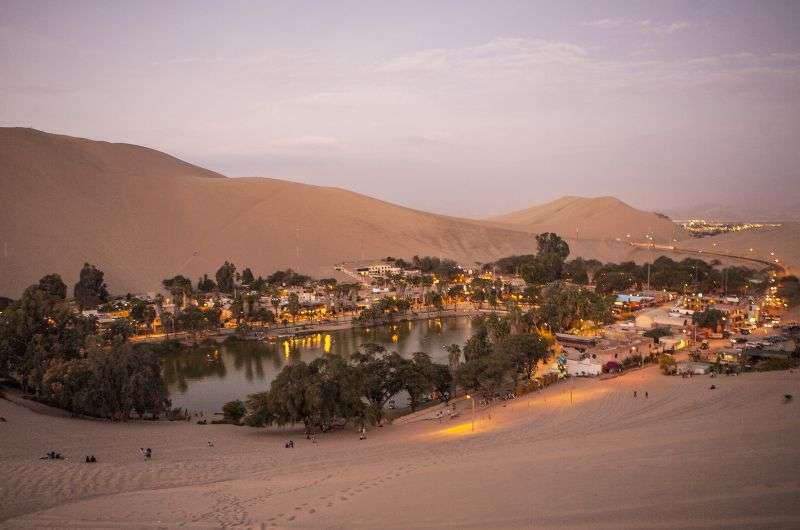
[268, 136, 346, 150]
[581, 18, 693, 35]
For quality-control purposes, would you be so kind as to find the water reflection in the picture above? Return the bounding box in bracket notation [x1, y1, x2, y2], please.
[163, 316, 473, 412]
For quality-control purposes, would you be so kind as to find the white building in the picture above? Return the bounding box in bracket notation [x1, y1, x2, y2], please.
[635, 307, 691, 330]
[564, 347, 604, 376]
[367, 263, 402, 276]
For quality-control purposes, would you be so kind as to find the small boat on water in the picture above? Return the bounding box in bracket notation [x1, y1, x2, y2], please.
[268, 333, 296, 341]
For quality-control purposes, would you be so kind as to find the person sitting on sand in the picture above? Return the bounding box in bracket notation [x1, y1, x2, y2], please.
[146, 448, 152, 459]
[207, 440, 214, 447]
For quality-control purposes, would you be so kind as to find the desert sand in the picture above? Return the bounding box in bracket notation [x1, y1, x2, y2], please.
[2, 365, 799, 529]
[2, 128, 796, 298]
[0, 128, 540, 297]
[486, 196, 687, 244]
[683, 223, 800, 276]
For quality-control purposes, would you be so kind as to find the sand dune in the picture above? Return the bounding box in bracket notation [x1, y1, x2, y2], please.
[1, 366, 798, 528]
[682, 223, 800, 275]
[488, 196, 687, 244]
[2, 128, 795, 298]
[0, 128, 539, 297]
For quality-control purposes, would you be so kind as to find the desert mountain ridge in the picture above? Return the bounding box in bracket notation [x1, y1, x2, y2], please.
[487, 195, 687, 244]
[1, 128, 545, 297]
[1, 128, 794, 297]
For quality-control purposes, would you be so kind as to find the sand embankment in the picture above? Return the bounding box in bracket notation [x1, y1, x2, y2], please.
[2, 366, 799, 528]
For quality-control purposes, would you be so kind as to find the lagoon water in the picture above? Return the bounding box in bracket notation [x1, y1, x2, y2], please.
[162, 316, 475, 413]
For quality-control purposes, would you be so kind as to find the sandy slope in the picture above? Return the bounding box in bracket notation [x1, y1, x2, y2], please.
[2, 367, 799, 529]
[487, 196, 688, 244]
[682, 223, 800, 275]
[0, 128, 538, 297]
[2, 128, 795, 297]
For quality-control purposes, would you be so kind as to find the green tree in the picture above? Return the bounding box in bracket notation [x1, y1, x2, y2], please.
[241, 268, 255, 286]
[351, 344, 404, 424]
[74, 263, 110, 310]
[495, 332, 550, 381]
[162, 275, 193, 308]
[130, 300, 156, 334]
[536, 232, 570, 260]
[41, 339, 169, 419]
[659, 353, 676, 375]
[38, 274, 67, 300]
[399, 352, 435, 411]
[222, 399, 246, 423]
[287, 293, 301, 323]
[215, 261, 237, 294]
[197, 274, 216, 293]
[692, 308, 725, 331]
[0, 284, 97, 392]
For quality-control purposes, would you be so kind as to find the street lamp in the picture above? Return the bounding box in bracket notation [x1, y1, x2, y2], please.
[466, 394, 476, 432]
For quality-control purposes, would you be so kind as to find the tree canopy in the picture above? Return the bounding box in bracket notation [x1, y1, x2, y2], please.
[74, 263, 109, 310]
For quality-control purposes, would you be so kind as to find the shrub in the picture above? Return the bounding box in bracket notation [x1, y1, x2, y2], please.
[758, 358, 795, 372]
[222, 399, 246, 423]
[644, 327, 672, 343]
[659, 353, 676, 375]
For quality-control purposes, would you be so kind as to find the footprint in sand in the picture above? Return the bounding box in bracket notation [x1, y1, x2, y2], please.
[340, 497, 348, 501]
[309, 509, 316, 514]
[287, 515, 296, 521]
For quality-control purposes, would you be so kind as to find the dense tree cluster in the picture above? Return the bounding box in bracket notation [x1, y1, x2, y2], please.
[42, 339, 169, 419]
[391, 255, 461, 281]
[73, 263, 109, 309]
[456, 314, 551, 398]
[486, 233, 762, 296]
[778, 276, 800, 305]
[0, 271, 168, 418]
[354, 297, 412, 325]
[536, 282, 614, 332]
[593, 258, 761, 295]
[243, 344, 452, 431]
[692, 308, 726, 331]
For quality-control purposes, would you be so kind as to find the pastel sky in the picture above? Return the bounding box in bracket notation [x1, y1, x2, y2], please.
[2, 0, 799, 217]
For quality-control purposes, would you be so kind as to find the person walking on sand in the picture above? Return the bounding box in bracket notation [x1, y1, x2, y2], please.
[645, 391, 648, 399]
[633, 390, 637, 398]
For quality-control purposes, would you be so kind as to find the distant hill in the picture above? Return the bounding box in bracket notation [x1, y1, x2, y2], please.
[666, 202, 800, 223]
[487, 196, 687, 243]
[3, 129, 793, 298]
[0, 128, 542, 297]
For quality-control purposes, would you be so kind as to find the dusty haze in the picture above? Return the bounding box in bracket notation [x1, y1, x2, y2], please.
[1, 1, 799, 218]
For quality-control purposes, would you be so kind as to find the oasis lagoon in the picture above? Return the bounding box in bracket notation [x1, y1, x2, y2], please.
[162, 316, 475, 413]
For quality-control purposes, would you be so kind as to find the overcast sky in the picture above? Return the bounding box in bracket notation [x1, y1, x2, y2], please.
[2, 0, 799, 217]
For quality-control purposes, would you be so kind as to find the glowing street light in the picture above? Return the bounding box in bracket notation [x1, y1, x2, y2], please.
[466, 394, 476, 432]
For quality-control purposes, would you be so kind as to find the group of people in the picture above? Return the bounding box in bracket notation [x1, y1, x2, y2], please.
[139, 447, 153, 459]
[633, 390, 649, 398]
[85, 455, 97, 463]
[40, 451, 64, 460]
[284, 440, 295, 448]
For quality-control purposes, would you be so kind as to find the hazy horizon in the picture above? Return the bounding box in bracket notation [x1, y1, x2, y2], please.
[2, 0, 799, 217]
